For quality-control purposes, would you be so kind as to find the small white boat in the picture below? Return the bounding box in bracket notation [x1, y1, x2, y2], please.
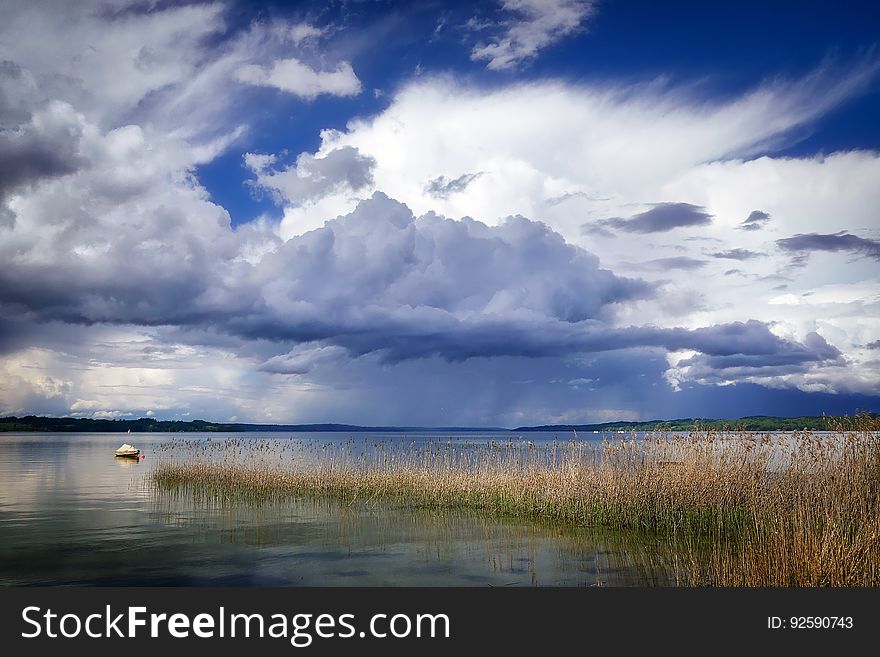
[115, 443, 140, 458]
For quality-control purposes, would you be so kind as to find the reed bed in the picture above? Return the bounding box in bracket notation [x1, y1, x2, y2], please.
[152, 414, 880, 586]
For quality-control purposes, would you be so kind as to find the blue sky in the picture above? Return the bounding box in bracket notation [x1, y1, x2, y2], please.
[201, 0, 880, 226]
[1, 0, 878, 425]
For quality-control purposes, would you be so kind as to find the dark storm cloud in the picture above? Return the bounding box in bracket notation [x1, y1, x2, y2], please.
[0, 190, 840, 378]
[259, 346, 872, 427]
[0, 316, 34, 355]
[0, 192, 256, 328]
[0, 315, 132, 364]
[0, 205, 14, 229]
[0, 62, 85, 200]
[673, 332, 843, 384]
[594, 202, 713, 234]
[258, 345, 348, 375]
[424, 172, 483, 198]
[740, 210, 770, 231]
[239, 313, 841, 371]
[866, 340, 880, 350]
[776, 231, 880, 261]
[0, 191, 651, 349]
[0, 60, 33, 125]
[681, 330, 840, 367]
[710, 248, 764, 260]
[658, 321, 839, 362]
[234, 193, 656, 354]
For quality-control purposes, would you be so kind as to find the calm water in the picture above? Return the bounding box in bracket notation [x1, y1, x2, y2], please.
[0, 431, 680, 586]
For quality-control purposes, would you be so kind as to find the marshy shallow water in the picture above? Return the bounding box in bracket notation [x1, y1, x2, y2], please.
[0, 431, 688, 586]
[152, 420, 880, 587]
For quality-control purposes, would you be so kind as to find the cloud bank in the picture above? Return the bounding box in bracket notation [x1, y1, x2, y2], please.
[0, 1, 877, 423]
[1, 183, 841, 384]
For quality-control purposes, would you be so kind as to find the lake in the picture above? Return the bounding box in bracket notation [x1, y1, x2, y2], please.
[0, 431, 689, 586]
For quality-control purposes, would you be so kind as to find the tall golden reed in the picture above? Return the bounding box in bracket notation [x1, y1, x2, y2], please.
[152, 413, 880, 586]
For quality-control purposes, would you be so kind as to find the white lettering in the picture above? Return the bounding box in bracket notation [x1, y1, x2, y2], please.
[21, 606, 41, 638]
[85, 613, 102, 638]
[192, 613, 214, 638]
[128, 606, 146, 637]
[106, 605, 124, 637]
[370, 614, 387, 638]
[167, 613, 190, 638]
[150, 613, 167, 637]
[59, 614, 81, 638]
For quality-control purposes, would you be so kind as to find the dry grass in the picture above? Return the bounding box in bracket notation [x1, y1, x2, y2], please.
[152, 413, 880, 586]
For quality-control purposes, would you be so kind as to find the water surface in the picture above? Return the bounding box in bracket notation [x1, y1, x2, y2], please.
[0, 431, 681, 586]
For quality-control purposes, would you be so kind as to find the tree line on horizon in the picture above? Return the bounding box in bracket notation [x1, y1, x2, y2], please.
[0, 413, 874, 433]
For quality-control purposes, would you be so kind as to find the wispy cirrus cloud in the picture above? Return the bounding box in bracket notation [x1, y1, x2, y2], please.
[710, 248, 764, 260]
[231, 19, 361, 100]
[288, 22, 327, 46]
[424, 172, 484, 199]
[471, 0, 596, 70]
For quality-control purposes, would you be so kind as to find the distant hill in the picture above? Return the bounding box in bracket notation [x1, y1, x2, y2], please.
[512, 415, 872, 432]
[0, 415, 503, 433]
[0, 413, 873, 433]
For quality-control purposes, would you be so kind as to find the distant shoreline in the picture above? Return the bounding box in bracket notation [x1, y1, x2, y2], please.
[2, 413, 875, 433]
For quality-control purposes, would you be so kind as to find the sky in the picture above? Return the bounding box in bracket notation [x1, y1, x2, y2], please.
[1, 0, 879, 426]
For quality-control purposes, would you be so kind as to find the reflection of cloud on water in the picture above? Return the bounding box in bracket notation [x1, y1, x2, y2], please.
[0, 433, 154, 532]
[3, 431, 753, 585]
[149, 490, 684, 586]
